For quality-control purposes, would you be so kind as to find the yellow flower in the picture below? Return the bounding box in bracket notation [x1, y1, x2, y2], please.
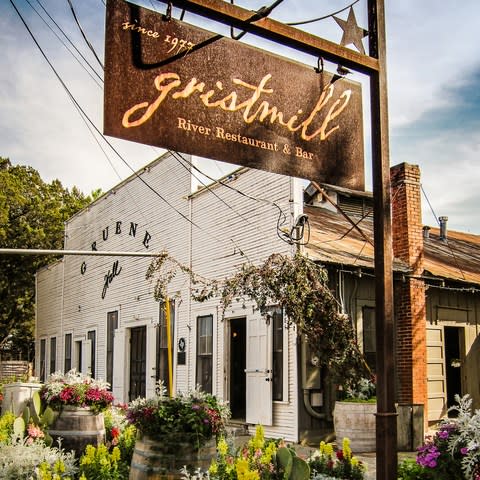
[217, 437, 229, 456]
[236, 457, 250, 478]
[249, 425, 265, 450]
[111, 446, 121, 463]
[53, 460, 66, 474]
[209, 462, 218, 475]
[342, 437, 352, 460]
[260, 441, 277, 464]
[319, 441, 334, 457]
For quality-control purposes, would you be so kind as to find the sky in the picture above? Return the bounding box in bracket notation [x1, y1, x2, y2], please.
[1, 0, 480, 234]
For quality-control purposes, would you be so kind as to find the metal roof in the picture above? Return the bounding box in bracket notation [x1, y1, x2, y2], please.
[304, 205, 480, 285]
[304, 204, 409, 272]
[423, 228, 480, 285]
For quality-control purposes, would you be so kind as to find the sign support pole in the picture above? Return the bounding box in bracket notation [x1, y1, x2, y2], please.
[368, 1, 397, 478]
[127, 1, 397, 476]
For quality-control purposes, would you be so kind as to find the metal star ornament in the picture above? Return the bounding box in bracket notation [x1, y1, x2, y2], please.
[333, 7, 368, 55]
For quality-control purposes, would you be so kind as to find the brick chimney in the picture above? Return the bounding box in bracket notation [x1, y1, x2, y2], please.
[390, 163, 428, 422]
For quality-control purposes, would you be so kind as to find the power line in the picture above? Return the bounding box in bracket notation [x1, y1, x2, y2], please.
[9, 0, 244, 255]
[169, 151, 296, 244]
[32, 0, 103, 84]
[287, 0, 361, 26]
[420, 184, 466, 281]
[66, 0, 104, 70]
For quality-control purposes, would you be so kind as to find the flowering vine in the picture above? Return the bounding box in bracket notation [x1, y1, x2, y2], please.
[147, 251, 368, 384]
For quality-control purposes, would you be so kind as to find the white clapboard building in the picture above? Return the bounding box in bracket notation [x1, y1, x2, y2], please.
[36, 152, 303, 441]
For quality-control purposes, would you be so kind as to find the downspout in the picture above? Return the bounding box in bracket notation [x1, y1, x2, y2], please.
[187, 174, 193, 389]
[292, 178, 326, 421]
[60, 221, 67, 371]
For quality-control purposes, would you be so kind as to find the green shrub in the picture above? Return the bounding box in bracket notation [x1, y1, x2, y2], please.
[0, 411, 15, 444]
[397, 458, 430, 479]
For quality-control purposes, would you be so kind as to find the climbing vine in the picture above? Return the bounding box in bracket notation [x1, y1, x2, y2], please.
[146, 251, 368, 383]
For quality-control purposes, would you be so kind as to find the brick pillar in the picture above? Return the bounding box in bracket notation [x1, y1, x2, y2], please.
[390, 163, 428, 422]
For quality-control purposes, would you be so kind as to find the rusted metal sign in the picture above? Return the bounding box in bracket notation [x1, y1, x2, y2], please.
[104, 0, 365, 189]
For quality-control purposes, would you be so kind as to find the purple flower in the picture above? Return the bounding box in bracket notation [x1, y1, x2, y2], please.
[461, 447, 469, 455]
[192, 404, 200, 410]
[437, 430, 449, 440]
[417, 444, 441, 469]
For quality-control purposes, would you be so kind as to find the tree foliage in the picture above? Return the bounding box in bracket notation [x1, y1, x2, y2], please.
[0, 157, 94, 359]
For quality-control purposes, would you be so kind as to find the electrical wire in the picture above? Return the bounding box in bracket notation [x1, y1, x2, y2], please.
[29, 0, 294, 248]
[287, 0, 361, 26]
[170, 151, 293, 245]
[26, 0, 103, 87]
[420, 184, 466, 281]
[66, 0, 104, 70]
[170, 152, 272, 242]
[230, 0, 286, 40]
[9, 0, 243, 255]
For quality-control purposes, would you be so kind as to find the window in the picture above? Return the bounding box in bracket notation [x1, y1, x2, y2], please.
[87, 330, 96, 378]
[106, 311, 119, 388]
[39, 339, 46, 382]
[50, 337, 56, 374]
[272, 308, 284, 401]
[362, 306, 376, 373]
[75, 340, 82, 373]
[196, 315, 213, 393]
[156, 300, 175, 396]
[64, 333, 72, 372]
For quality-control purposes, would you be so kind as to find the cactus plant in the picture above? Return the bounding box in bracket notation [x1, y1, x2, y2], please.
[14, 391, 55, 445]
[275, 446, 310, 480]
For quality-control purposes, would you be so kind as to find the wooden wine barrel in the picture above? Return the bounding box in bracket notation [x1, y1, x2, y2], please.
[129, 435, 216, 480]
[49, 407, 105, 457]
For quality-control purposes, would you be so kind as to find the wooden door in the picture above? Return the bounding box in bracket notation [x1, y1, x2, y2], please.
[129, 326, 146, 401]
[246, 315, 272, 426]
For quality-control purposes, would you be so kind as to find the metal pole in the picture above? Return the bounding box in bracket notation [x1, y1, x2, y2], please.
[0, 248, 163, 257]
[368, 0, 398, 478]
[164, 0, 379, 74]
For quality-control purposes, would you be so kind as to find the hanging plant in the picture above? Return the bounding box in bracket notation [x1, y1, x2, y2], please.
[146, 251, 368, 383]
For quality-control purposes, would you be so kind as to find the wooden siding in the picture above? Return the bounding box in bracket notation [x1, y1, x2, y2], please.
[426, 288, 480, 417]
[35, 154, 301, 441]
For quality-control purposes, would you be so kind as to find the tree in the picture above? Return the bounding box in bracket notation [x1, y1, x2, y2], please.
[0, 157, 95, 360]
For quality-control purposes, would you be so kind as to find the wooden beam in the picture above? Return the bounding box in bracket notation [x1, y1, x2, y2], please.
[164, 0, 379, 74]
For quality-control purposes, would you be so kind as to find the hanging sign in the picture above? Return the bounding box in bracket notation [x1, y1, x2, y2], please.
[104, 0, 365, 189]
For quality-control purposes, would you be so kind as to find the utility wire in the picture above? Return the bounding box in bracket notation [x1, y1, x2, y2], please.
[171, 151, 293, 244]
[33, 0, 103, 84]
[66, 0, 104, 70]
[15, 0, 303, 249]
[10, 0, 243, 255]
[420, 185, 466, 281]
[287, 0, 360, 26]
[230, 0, 286, 40]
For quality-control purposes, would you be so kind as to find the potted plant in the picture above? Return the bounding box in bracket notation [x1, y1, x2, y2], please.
[39, 370, 114, 413]
[334, 377, 376, 453]
[126, 384, 230, 479]
[39, 370, 114, 456]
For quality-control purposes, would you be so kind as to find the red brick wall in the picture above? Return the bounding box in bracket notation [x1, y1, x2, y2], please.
[390, 163, 428, 417]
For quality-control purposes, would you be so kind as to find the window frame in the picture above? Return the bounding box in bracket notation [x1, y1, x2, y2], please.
[196, 314, 213, 394]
